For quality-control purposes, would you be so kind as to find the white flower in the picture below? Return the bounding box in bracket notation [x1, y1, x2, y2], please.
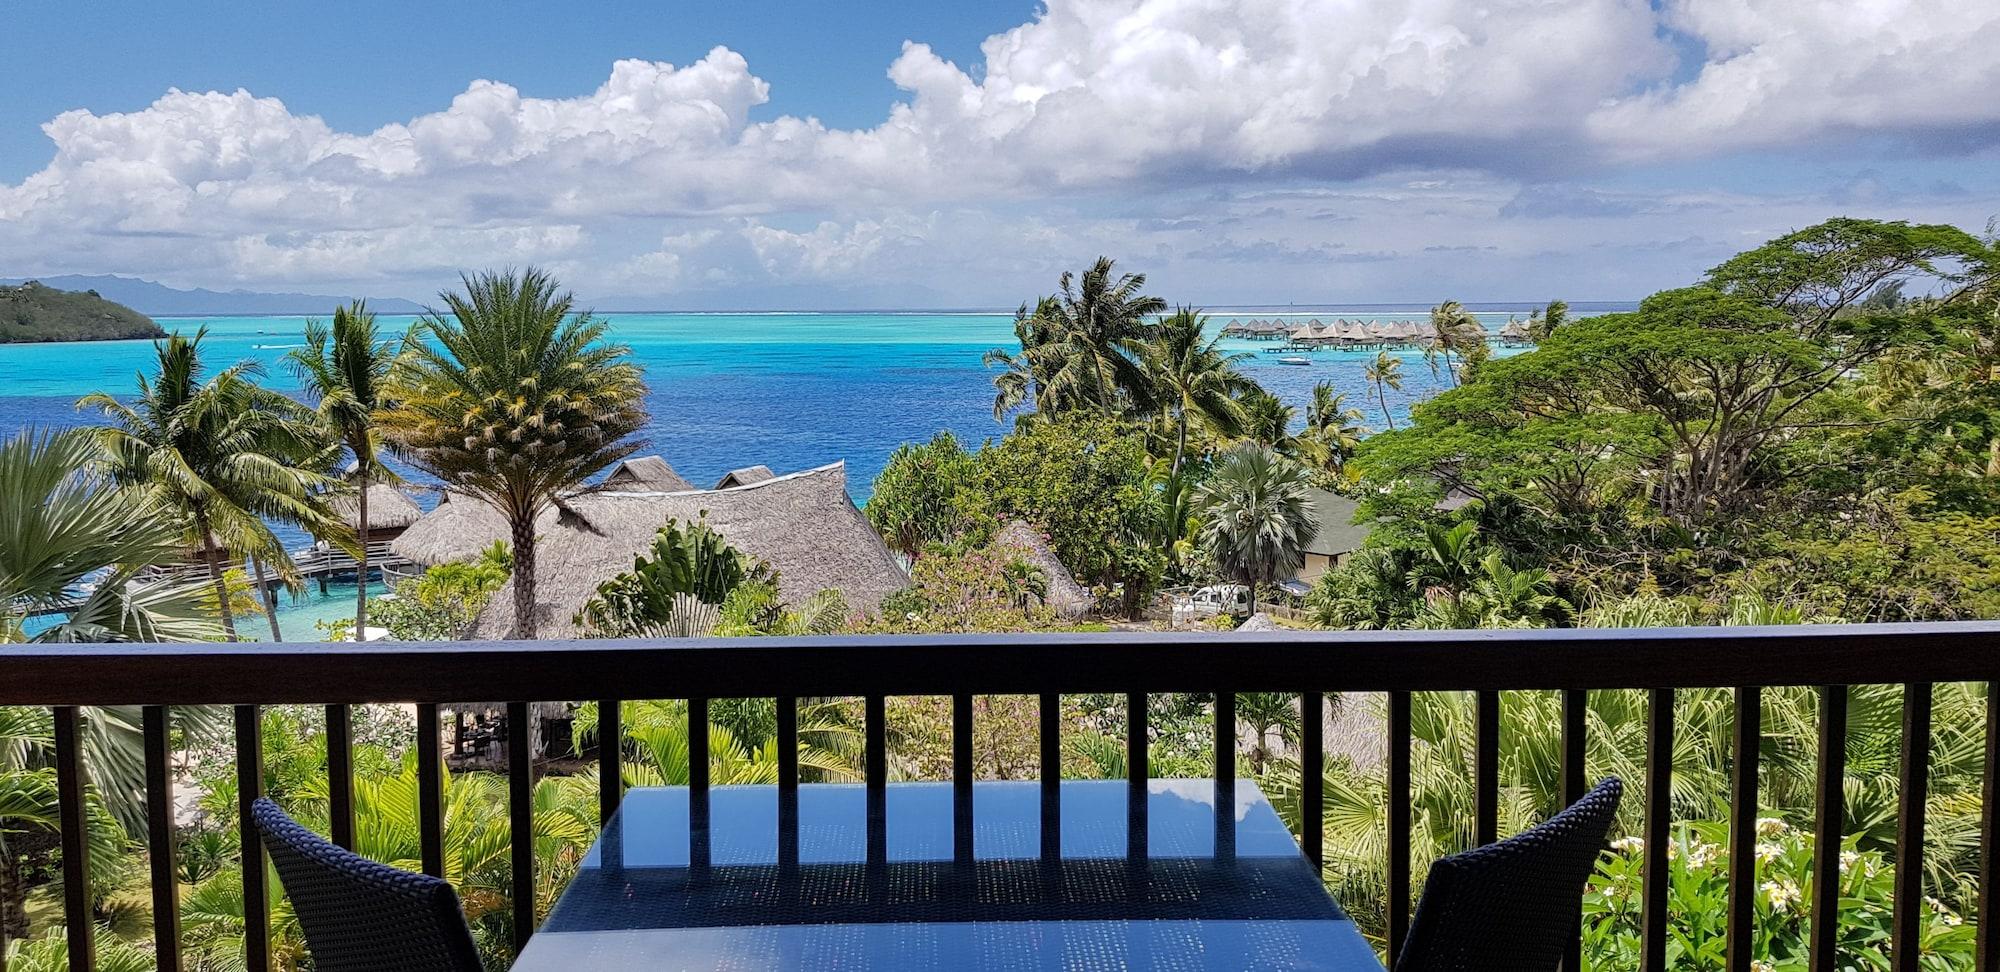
[1752, 962, 1777, 972]
[1839, 850, 1859, 872]
[1756, 817, 1788, 838]
[1761, 880, 1801, 913]
[1755, 842, 1782, 864]
[1611, 837, 1645, 855]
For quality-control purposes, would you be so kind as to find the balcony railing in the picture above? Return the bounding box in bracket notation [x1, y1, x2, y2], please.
[5, 621, 2000, 971]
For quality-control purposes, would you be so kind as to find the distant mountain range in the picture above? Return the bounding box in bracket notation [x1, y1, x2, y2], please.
[0, 275, 424, 316]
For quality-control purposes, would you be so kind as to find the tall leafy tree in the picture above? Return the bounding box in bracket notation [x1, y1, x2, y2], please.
[379, 269, 648, 639]
[286, 301, 400, 637]
[1128, 307, 1252, 475]
[1194, 444, 1318, 605]
[1426, 300, 1486, 386]
[1298, 382, 1367, 476]
[78, 330, 338, 640]
[1013, 257, 1167, 416]
[1364, 351, 1404, 431]
[1237, 388, 1297, 452]
[982, 298, 1062, 424]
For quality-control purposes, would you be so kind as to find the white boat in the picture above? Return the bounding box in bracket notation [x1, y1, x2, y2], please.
[1279, 356, 1311, 366]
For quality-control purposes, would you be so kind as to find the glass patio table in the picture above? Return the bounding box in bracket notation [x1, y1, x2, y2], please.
[512, 779, 1378, 970]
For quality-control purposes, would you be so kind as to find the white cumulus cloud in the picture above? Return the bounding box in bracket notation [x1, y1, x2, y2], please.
[1, 0, 1995, 299]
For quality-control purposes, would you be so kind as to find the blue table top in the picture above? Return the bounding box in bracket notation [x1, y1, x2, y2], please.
[512, 779, 1378, 970]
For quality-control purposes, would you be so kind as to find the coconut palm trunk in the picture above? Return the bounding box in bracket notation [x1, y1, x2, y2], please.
[252, 556, 282, 641]
[197, 515, 239, 642]
[1375, 377, 1395, 431]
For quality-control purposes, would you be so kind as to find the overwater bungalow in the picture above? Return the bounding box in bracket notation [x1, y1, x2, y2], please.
[1219, 318, 1247, 337]
[328, 482, 425, 547]
[1499, 319, 1533, 346]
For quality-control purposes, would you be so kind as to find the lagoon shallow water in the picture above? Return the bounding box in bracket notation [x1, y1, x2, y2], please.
[0, 307, 1577, 585]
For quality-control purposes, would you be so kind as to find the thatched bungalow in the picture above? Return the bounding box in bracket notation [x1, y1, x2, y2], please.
[328, 483, 425, 545]
[992, 520, 1092, 619]
[461, 462, 908, 639]
[1499, 320, 1532, 345]
[602, 455, 695, 493]
[715, 465, 775, 489]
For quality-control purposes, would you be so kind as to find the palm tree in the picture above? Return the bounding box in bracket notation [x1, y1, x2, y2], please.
[0, 428, 220, 644]
[380, 269, 648, 640]
[1019, 257, 1166, 415]
[1129, 307, 1252, 475]
[1193, 445, 1318, 610]
[78, 330, 339, 641]
[1364, 351, 1404, 431]
[287, 301, 400, 637]
[1427, 300, 1485, 386]
[983, 298, 1061, 423]
[1237, 388, 1297, 452]
[1298, 382, 1366, 476]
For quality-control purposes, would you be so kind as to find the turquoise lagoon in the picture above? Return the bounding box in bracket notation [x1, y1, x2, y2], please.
[0, 306, 1592, 639]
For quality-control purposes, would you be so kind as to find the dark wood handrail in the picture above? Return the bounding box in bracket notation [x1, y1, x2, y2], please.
[4, 620, 1999, 706]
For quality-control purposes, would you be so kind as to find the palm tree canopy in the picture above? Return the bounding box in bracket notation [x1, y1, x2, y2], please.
[1129, 307, 1254, 441]
[1015, 257, 1167, 416]
[0, 428, 221, 644]
[76, 329, 342, 575]
[379, 268, 648, 518]
[286, 301, 400, 479]
[1194, 444, 1319, 587]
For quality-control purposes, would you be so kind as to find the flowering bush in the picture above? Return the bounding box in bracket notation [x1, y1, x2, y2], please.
[1582, 819, 1974, 970]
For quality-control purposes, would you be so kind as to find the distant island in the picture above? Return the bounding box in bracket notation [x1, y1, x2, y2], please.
[0, 280, 165, 343]
[0, 274, 425, 316]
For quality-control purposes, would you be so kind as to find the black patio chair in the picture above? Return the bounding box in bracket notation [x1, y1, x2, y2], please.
[250, 797, 483, 972]
[1394, 777, 1623, 971]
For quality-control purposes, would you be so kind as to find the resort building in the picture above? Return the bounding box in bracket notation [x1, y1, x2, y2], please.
[714, 464, 776, 489]
[1289, 488, 1368, 592]
[393, 461, 909, 639]
[600, 455, 696, 492]
[327, 481, 425, 547]
[992, 519, 1092, 619]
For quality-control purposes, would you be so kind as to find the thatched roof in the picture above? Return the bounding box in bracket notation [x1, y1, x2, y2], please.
[391, 493, 559, 568]
[1303, 488, 1369, 558]
[466, 462, 909, 639]
[603, 456, 694, 493]
[992, 520, 1092, 619]
[715, 465, 775, 489]
[1236, 613, 1279, 632]
[329, 483, 425, 532]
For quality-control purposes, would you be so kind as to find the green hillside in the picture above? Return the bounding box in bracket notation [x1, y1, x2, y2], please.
[0, 280, 165, 343]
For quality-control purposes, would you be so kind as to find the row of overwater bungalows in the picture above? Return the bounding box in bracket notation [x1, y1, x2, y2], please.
[1219, 317, 1534, 348]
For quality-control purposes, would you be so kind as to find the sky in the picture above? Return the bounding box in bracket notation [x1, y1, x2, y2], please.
[1, 0, 1996, 309]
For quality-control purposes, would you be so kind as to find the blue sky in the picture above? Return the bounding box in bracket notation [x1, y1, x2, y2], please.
[1, 0, 1994, 308]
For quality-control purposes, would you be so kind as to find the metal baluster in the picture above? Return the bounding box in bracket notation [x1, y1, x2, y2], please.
[598, 699, 622, 826]
[1893, 683, 1932, 972]
[1215, 692, 1236, 860]
[144, 706, 181, 972]
[1560, 689, 1587, 972]
[235, 705, 269, 972]
[1641, 688, 1674, 972]
[326, 704, 354, 850]
[865, 695, 886, 867]
[1475, 689, 1500, 847]
[1040, 692, 1061, 862]
[953, 693, 975, 863]
[1810, 685, 1849, 972]
[1726, 687, 1761, 972]
[1388, 691, 1413, 964]
[689, 697, 711, 872]
[1128, 692, 1148, 860]
[55, 707, 93, 972]
[508, 702, 535, 951]
[777, 696, 799, 871]
[1302, 692, 1324, 873]
[416, 704, 444, 878]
